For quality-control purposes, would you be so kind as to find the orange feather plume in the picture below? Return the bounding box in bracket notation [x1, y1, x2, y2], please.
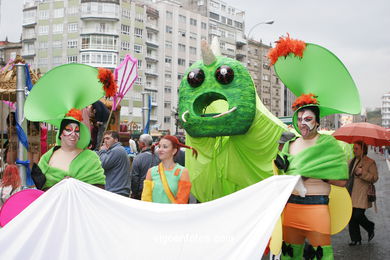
[268, 34, 306, 65]
[98, 68, 118, 98]
[292, 93, 319, 111]
[66, 108, 83, 122]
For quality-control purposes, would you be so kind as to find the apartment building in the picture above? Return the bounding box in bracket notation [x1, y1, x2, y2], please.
[179, 0, 247, 64]
[246, 39, 295, 117]
[21, 0, 207, 134]
[382, 92, 390, 128]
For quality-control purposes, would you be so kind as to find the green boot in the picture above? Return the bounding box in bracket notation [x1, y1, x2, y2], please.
[280, 242, 304, 260]
[305, 245, 334, 260]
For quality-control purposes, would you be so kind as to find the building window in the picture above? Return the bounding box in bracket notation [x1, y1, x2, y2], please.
[68, 6, 79, 15]
[190, 18, 197, 26]
[67, 40, 78, 48]
[135, 12, 143, 22]
[201, 22, 207, 29]
[165, 56, 172, 64]
[121, 41, 131, 50]
[164, 87, 171, 94]
[53, 24, 63, 34]
[178, 58, 186, 66]
[39, 41, 48, 49]
[53, 56, 63, 66]
[164, 116, 171, 123]
[189, 60, 195, 67]
[52, 41, 62, 48]
[165, 73, 172, 82]
[164, 102, 171, 108]
[165, 41, 172, 49]
[179, 15, 186, 24]
[166, 26, 172, 34]
[166, 11, 173, 19]
[38, 25, 49, 35]
[38, 58, 48, 67]
[134, 44, 143, 53]
[54, 8, 64, 18]
[67, 56, 78, 63]
[38, 10, 49, 20]
[178, 44, 186, 52]
[234, 21, 243, 29]
[121, 24, 130, 35]
[134, 28, 143, 38]
[189, 47, 197, 55]
[189, 32, 197, 41]
[227, 18, 232, 26]
[122, 9, 131, 19]
[177, 73, 184, 80]
[137, 60, 142, 69]
[209, 12, 219, 21]
[178, 30, 186, 37]
[68, 23, 78, 33]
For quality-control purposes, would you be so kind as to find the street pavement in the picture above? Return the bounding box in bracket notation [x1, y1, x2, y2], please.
[263, 150, 390, 260]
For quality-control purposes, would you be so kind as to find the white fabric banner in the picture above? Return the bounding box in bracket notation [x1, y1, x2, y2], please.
[0, 175, 299, 260]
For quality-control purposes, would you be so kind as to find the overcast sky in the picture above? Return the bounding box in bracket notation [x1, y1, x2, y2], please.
[1, 0, 389, 109]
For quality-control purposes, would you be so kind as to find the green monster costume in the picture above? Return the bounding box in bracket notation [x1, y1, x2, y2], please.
[24, 64, 112, 188]
[178, 40, 286, 202]
[268, 35, 361, 260]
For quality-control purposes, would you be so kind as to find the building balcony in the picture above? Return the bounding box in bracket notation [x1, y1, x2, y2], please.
[145, 69, 158, 77]
[22, 51, 36, 58]
[22, 34, 36, 42]
[22, 18, 37, 27]
[80, 44, 118, 52]
[80, 27, 119, 36]
[236, 35, 247, 46]
[145, 85, 158, 91]
[236, 49, 246, 58]
[146, 39, 159, 48]
[146, 23, 159, 32]
[80, 8, 120, 21]
[145, 53, 158, 62]
[83, 62, 116, 69]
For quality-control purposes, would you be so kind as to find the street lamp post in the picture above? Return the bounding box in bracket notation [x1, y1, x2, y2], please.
[247, 20, 274, 39]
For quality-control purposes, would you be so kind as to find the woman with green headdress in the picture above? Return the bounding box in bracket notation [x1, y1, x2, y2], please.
[270, 35, 361, 260]
[25, 64, 117, 189]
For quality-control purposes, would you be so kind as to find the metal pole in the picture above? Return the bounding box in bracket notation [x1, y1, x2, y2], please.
[16, 63, 27, 185]
[141, 92, 150, 132]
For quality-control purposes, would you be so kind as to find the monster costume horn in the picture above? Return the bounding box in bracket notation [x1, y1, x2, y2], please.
[201, 40, 216, 66]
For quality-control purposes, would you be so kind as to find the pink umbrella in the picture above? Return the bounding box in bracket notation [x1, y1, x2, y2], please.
[332, 122, 390, 146]
[0, 189, 44, 227]
[113, 54, 138, 111]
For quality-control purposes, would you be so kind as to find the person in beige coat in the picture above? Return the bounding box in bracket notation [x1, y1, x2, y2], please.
[347, 141, 378, 246]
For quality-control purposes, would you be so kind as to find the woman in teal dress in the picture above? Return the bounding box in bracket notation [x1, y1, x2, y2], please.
[141, 135, 196, 204]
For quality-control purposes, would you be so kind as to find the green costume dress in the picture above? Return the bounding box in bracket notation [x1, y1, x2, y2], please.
[39, 147, 106, 189]
[150, 164, 184, 204]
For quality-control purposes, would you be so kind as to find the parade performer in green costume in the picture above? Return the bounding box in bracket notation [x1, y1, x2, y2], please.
[24, 64, 117, 189]
[178, 40, 286, 202]
[270, 35, 361, 260]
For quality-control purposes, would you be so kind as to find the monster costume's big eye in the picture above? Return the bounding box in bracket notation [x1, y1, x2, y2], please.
[215, 65, 234, 85]
[187, 68, 205, 88]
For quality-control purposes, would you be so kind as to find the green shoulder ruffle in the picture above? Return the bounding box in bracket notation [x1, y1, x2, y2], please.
[281, 134, 348, 180]
[39, 147, 106, 188]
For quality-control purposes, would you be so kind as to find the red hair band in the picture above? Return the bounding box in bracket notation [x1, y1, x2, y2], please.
[152, 135, 198, 158]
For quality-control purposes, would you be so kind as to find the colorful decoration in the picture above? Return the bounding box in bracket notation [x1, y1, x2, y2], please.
[292, 93, 319, 111]
[98, 68, 118, 98]
[65, 108, 83, 122]
[268, 34, 306, 65]
[113, 54, 138, 111]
